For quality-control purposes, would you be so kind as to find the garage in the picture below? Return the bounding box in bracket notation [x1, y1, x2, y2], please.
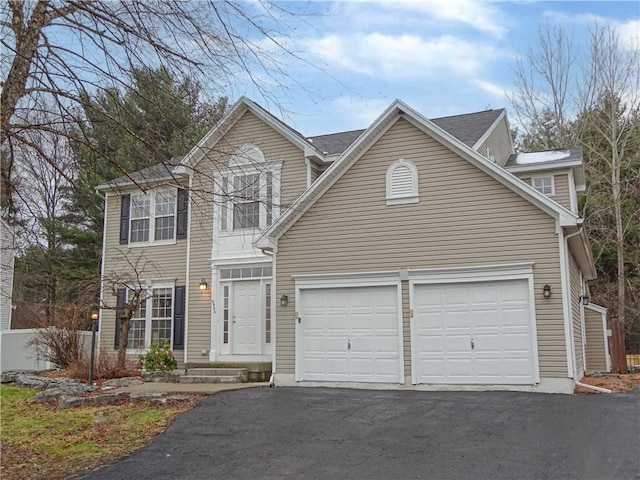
[298, 285, 402, 383]
[412, 278, 536, 385]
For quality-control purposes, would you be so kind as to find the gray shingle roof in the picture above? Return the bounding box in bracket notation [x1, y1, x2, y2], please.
[430, 109, 504, 147]
[96, 157, 184, 190]
[307, 129, 366, 155]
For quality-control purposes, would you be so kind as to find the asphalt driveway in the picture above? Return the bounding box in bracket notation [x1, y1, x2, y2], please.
[83, 387, 640, 480]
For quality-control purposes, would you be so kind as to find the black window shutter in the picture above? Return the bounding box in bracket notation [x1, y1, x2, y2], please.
[173, 285, 186, 349]
[176, 188, 188, 239]
[115, 288, 126, 349]
[119, 194, 131, 245]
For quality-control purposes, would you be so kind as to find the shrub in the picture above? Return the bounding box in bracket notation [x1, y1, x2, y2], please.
[65, 349, 141, 381]
[140, 343, 177, 372]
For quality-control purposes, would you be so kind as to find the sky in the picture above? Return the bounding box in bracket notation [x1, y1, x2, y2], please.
[234, 1, 640, 137]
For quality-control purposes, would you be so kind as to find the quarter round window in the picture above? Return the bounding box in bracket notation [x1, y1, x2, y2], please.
[386, 158, 419, 205]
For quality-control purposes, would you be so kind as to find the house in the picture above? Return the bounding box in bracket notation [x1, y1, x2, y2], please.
[1, 217, 15, 331]
[97, 97, 610, 393]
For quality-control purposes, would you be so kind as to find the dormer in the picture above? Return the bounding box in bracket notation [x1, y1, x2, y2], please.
[504, 148, 585, 214]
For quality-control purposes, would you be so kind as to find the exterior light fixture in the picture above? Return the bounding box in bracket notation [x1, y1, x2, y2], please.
[199, 278, 208, 291]
[90, 311, 99, 321]
[280, 294, 289, 307]
[543, 284, 552, 298]
[581, 295, 590, 306]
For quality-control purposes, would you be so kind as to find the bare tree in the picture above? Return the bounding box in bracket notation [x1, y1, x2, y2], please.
[509, 24, 579, 150]
[100, 250, 158, 369]
[579, 25, 640, 373]
[510, 23, 640, 373]
[1, 0, 313, 216]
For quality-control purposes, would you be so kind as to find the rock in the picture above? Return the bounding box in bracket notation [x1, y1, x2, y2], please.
[142, 371, 181, 383]
[130, 392, 166, 401]
[58, 392, 129, 409]
[102, 377, 145, 388]
[93, 411, 108, 424]
[34, 384, 97, 403]
[15, 375, 49, 390]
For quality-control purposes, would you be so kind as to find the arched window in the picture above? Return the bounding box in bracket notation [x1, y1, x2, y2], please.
[229, 144, 265, 167]
[386, 158, 419, 205]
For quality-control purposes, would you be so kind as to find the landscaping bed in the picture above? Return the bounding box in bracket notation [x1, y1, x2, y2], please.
[574, 372, 640, 394]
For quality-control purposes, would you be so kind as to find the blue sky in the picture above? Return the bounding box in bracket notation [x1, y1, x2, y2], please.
[234, 1, 639, 137]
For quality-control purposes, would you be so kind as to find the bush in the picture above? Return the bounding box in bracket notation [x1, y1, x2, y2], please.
[25, 304, 91, 368]
[65, 349, 141, 381]
[140, 343, 177, 372]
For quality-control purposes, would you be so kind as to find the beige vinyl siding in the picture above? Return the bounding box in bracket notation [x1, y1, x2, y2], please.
[100, 191, 188, 354]
[553, 173, 571, 211]
[276, 117, 568, 379]
[476, 116, 514, 166]
[310, 163, 321, 184]
[186, 110, 306, 361]
[569, 251, 585, 379]
[515, 173, 572, 212]
[585, 308, 608, 372]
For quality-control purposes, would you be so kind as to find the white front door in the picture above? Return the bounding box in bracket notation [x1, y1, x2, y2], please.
[413, 279, 535, 385]
[232, 280, 260, 354]
[299, 285, 402, 383]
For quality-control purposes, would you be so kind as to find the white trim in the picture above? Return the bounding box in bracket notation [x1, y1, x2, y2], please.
[272, 250, 278, 375]
[386, 158, 419, 205]
[585, 303, 607, 315]
[531, 175, 555, 196]
[471, 109, 506, 150]
[305, 158, 312, 188]
[125, 281, 176, 353]
[408, 263, 540, 385]
[183, 174, 193, 364]
[579, 270, 587, 375]
[128, 187, 178, 246]
[97, 191, 109, 354]
[568, 168, 577, 214]
[408, 262, 535, 283]
[558, 222, 576, 379]
[294, 274, 404, 384]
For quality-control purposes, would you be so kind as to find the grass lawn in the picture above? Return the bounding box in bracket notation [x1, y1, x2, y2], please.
[0, 384, 202, 479]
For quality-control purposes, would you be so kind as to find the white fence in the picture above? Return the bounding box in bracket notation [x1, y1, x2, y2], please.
[0, 328, 93, 373]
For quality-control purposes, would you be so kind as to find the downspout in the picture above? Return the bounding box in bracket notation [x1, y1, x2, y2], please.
[575, 381, 612, 394]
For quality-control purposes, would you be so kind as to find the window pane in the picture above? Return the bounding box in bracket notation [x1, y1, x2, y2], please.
[150, 288, 173, 348]
[151, 319, 172, 347]
[154, 215, 175, 241]
[155, 190, 176, 216]
[220, 177, 228, 231]
[223, 286, 229, 344]
[266, 172, 273, 226]
[130, 218, 150, 243]
[263, 266, 272, 277]
[233, 202, 260, 229]
[131, 194, 151, 218]
[220, 269, 230, 279]
[128, 318, 146, 349]
[234, 174, 259, 200]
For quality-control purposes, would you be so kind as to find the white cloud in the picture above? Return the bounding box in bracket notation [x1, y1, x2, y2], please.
[304, 33, 501, 81]
[328, 96, 392, 127]
[617, 19, 640, 49]
[380, 0, 508, 37]
[473, 79, 511, 101]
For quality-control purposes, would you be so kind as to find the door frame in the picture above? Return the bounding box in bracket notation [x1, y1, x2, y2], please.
[408, 262, 540, 385]
[293, 270, 404, 383]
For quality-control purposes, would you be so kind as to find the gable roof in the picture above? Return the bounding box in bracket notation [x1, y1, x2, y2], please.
[307, 129, 366, 156]
[257, 99, 580, 251]
[181, 96, 326, 170]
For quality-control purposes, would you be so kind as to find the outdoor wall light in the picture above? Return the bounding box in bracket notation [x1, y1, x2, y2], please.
[280, 294, 289, 307]
[90, 311, 99, 321]
[581, 295, 590, 306]
[543, 284, 552, 298]
[199, 278, 208, 291]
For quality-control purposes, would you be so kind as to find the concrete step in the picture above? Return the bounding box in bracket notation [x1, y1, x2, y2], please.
[180, 375, 244, 384]
[185, 368, 249, 377]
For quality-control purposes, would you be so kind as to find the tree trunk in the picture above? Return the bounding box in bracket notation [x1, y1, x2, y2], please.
[117, 317, 132, 370]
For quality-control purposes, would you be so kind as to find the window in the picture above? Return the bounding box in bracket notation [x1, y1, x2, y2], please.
[127, 287, 174, 350]
[223, 285, 230, 344]
[130, 189, 177, 243]
[386, 159, 419, 205]
[233, 174, 260, 230]
[532, 176, 554, 195]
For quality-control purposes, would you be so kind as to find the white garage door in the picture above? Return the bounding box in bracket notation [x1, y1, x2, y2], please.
[299, 285, 402, 383]
[414, 279, 535, 385]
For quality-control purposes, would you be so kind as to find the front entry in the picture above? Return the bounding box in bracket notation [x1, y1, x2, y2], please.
[232, 280, 260, 354]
